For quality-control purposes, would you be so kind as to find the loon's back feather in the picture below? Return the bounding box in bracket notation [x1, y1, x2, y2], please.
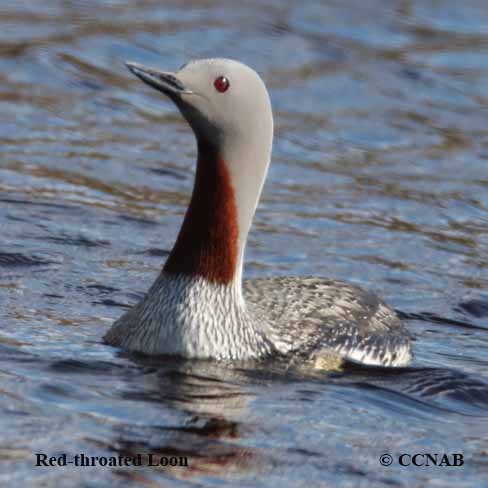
[244, 277, 412, 367]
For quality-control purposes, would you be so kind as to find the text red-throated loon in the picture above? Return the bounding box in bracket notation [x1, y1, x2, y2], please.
[104, 58, 412, 367]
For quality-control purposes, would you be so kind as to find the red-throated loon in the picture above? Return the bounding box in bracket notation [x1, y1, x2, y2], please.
[104, 58, 412, 367]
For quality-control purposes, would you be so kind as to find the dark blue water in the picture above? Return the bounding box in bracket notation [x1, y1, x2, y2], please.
[1, 1, 487, 486]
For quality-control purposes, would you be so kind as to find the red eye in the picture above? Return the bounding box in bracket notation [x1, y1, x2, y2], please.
[214, 76, 230, 93]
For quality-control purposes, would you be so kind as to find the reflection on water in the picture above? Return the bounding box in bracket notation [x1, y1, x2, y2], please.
[1, 0, 488, 486]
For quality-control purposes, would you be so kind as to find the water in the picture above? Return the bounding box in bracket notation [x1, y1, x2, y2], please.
[1, 0, 488, 486]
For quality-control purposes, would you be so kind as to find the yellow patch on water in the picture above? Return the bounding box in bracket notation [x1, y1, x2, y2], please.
[311, 352, 345, 372]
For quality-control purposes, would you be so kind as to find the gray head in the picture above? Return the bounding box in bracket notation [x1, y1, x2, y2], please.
[127, 58, 274, 285]
[126, 58, 273, 150]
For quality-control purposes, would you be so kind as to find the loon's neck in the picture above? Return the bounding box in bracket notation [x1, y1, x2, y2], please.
[164, 139, 240, 285]
[163, 132, 270, 288]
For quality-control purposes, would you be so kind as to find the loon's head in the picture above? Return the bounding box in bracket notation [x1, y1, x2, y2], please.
[126, 58, 273, 285]
[125, 58, 273, 153]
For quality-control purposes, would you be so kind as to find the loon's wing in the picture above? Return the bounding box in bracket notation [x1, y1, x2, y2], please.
[244, 277, 412, 367]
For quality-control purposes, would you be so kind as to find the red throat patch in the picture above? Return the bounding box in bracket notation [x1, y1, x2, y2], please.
[164, 140, 239, 284]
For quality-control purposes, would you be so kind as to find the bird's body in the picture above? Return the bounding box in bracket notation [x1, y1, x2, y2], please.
[244, 277, 411, 366]
[104, 58, 412, 367]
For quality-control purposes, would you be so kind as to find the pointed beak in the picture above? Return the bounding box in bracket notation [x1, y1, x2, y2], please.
[125, 61, 192, 98]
